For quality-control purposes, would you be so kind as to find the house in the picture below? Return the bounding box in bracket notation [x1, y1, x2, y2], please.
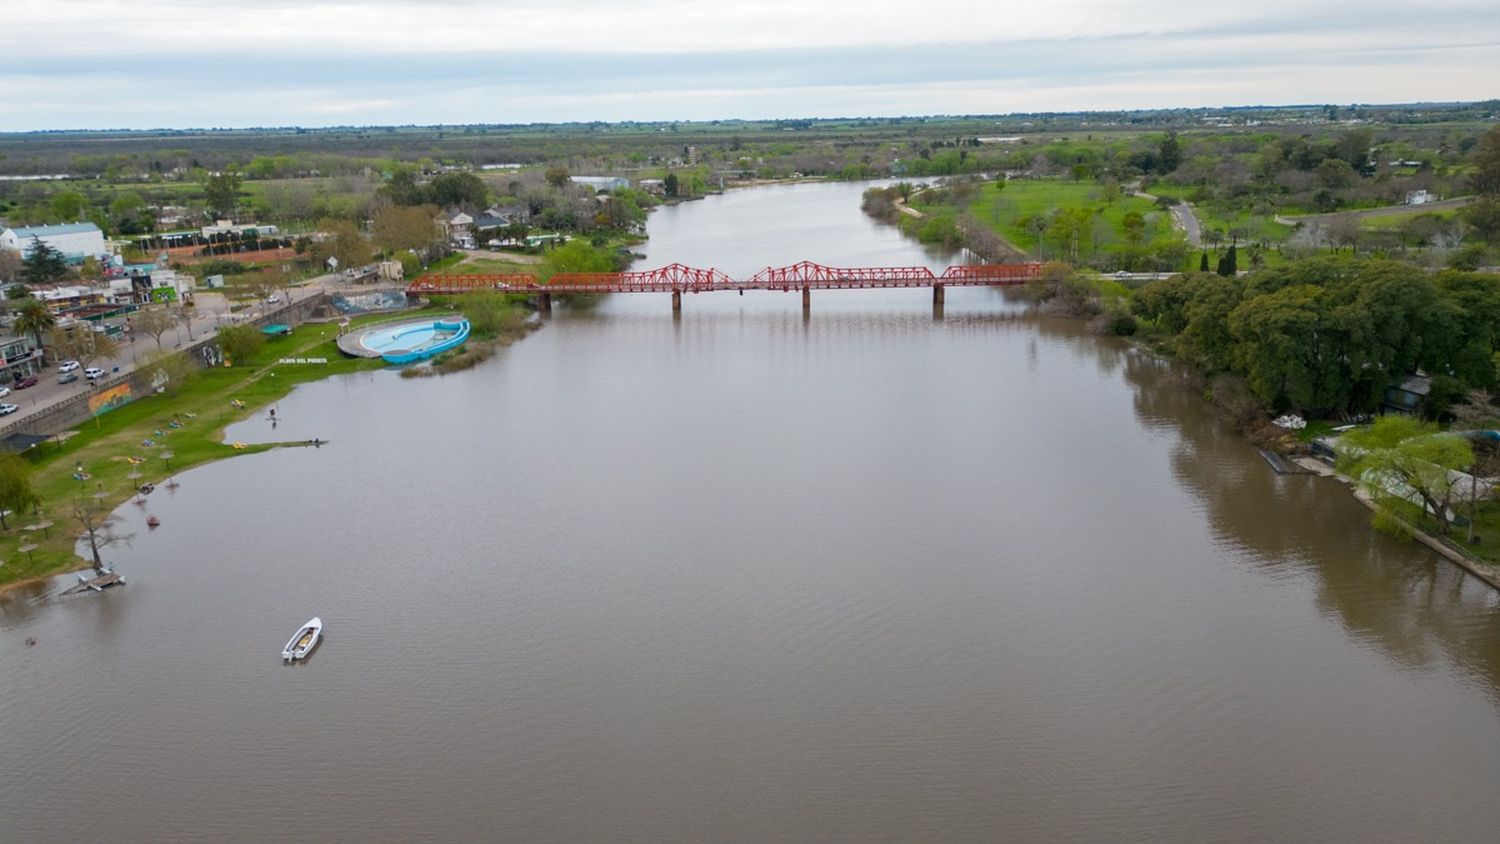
[1405, 190, 1436, 206]
[0, 330, 43, 382]
[638, 179, 665, 196]
[570, 176, 629, 192]
[434, 210, 474, 243]
[1384, 373, 1432, 414]
[0, 222, 108, 263]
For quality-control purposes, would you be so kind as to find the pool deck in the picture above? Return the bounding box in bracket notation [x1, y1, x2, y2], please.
[336, 318, 471, 363]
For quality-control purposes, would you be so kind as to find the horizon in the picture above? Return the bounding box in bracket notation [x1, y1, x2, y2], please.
[2, 100, 1494, 137]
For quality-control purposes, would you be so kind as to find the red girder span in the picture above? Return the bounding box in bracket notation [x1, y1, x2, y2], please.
[939, 263, 1043, 285]
[549, 262, 732, 292]
[749, 261, 937, 290]
[408, 273, 539, 294]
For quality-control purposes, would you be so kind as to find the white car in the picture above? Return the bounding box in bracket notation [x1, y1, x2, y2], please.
[0, 403, 18, 416]
[84, 367, 106, 380]
[0, 386, 10, 398]
[58, 360, 81, 373]
[266, 294, 281, 304]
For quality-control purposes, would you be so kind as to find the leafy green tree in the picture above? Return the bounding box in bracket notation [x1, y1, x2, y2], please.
[216, 324, 265, 365]
[1467, 124, 1500, 197]
[456, 291, 523, 338]
[663, 173, 679, 198]
[544, 167, 571, 189]
[0, 452, 39, 530]
[381, 169, 428, 206]
[13, 297, 56, 352]
[203, 172, 243, 218]
[372, 205, 439, 256]
[1216, 244, 1237, 277]
[315, 218, 372, 271]
[1337, 416, 1474, 537]
[49, 190, 88, 222]
[543, 241, 616, 277]
[21, 239, 69, 284]
[1158, 132, 1183, 174]
[1199, 252, 1210, 272]
[428, 172, 488, 208]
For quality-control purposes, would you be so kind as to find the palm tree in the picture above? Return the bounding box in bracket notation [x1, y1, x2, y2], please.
[13, 298, 56, 359]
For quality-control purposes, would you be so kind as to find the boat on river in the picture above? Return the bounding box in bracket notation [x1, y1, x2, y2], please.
[282, 617, 322, 661]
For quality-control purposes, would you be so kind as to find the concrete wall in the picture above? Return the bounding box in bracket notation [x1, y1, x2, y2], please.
[0, 293, 329, 441]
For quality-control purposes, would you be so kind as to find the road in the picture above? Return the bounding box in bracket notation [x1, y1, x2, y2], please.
[1273, 196, 1475, 227]
[1134, 190, 1201, 246]
[3, 274, 340, 428]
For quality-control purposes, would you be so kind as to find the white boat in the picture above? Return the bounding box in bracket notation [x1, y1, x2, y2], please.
[282, 617, 322, 661]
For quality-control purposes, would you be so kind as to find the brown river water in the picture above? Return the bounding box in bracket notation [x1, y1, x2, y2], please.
[3, 182, 1499, 841]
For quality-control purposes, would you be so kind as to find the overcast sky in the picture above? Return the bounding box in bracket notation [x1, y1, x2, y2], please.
[1, 0, 1496, 130]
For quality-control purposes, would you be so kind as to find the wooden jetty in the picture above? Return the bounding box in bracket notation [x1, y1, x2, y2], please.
[61, 570, 126, 595]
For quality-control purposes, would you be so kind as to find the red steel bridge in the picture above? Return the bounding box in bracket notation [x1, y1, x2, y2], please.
[408, 261, 1043, 311]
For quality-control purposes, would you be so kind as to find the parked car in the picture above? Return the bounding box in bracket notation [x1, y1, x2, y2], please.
[14, 375, 38, 389]
[266, 294, 281, 304]
[58, 360, 80, 373]
[0, 403, 17, 416]
[58, 371, 78, 384]
[84, 367, 106, 381]
[0, 386, 10, 398]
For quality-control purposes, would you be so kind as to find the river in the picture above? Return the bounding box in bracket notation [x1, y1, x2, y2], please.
[3, 181, 1499, 841]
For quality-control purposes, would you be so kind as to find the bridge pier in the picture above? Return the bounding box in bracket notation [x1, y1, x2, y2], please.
[801, 286, 810, 312]
[933, 284, 945, 306]
[671, 290, 682, 313]
[537, 292, 552, 315]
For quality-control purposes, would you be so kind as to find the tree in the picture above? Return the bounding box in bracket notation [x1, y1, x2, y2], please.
[0, 249, 21, 284]
[1216, 244, 1237, 277]
[544, 166, 571, 189]
[21, 238, 69, 284]
[203, 171, 243, 218]
[14, 297, 56, 353]
[71, 494, 131, 574]
[1338, 416, 1474, 538]
[133, 306, 177, 352]
[49, 191, 88, 222]
[48, 326, 118, 370]
[373, 205, 439, 256]
[0, 453, 39, 531]
[663, 173, 679, 198]
[1467, 124, 1500, 197]
[142, 349, 195, 395]
[456, 291, 523, 337]
[216, 323, 264, 365]
[1200, 252, 1210, 272]
[1158, 132, 1183, 174]
[314, 218, 372, 271]
[428, 172, 488, 208]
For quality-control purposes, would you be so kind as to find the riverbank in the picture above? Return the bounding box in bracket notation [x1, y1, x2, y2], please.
[0, 304, 535, 595]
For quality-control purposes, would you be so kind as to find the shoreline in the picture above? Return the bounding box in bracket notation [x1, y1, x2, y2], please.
[0, 303, 537, 598]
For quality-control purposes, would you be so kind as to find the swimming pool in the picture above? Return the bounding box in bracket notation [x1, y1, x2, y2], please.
[357, 319, 471, 364]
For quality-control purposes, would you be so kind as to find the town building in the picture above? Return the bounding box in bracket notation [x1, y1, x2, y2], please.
[571, 176, 629, 192]
[0, 222, 108, 263]
[0, 331, 44, 382]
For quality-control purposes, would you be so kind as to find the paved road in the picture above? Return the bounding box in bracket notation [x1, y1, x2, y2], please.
[3, 275, 340, 428]
[1135, 190, 1201, 247]
[1274, 196, 1475, 227]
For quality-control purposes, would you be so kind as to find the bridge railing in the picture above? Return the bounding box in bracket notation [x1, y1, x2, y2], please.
[409, 261, 1044, 294]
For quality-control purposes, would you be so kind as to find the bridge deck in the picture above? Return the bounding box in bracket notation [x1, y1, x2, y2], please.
[408, 261, 1042, 295]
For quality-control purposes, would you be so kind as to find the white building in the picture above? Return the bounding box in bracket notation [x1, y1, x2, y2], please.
[201, 220, 279, 238]
[0, 222, 108, 262]
[571, 176, 629, 192]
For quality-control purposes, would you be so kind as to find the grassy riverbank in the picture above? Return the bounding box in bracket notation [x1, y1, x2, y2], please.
[0, 304, 499, 593]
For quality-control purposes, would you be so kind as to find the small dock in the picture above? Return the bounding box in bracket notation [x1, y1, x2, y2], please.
[61, 570, 126, 595]
[1258, 449, 1312, 475]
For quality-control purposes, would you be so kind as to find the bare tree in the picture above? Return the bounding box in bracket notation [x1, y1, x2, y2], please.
[71, 495, 133, 574]
[48, 326, 118, 370]
[134, 306, 176, 352]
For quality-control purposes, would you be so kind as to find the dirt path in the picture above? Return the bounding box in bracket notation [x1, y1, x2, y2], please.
[1275, 196, 1474, 227]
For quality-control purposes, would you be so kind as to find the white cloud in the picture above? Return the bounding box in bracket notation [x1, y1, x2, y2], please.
[0, 1, 1495, 128]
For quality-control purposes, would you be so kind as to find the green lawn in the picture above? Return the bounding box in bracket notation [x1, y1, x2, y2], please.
[911, 179, 1163, 257]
